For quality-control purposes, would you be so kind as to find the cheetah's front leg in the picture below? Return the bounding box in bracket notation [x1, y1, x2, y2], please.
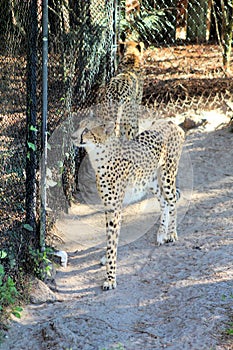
[102, 209, 122, 291]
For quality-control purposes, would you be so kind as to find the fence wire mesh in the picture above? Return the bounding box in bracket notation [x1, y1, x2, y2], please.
[0, 2, 29, 267]
[0, 0, 117, 274]
[0, 0, 233, 278]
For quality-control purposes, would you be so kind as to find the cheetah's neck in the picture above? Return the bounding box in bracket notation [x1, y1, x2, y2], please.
[84, 137, 121, 166]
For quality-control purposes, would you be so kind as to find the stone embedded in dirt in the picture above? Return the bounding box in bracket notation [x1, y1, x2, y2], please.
[29, 278, 58, 304]
[179, 116, 207, 131]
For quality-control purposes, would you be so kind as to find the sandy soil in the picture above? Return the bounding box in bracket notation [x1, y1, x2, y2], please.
[1, 117, 233, 350]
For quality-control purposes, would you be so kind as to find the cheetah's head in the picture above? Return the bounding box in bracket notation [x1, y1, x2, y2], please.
[118, 41, 144, 69]
[72, 117, 115, 150]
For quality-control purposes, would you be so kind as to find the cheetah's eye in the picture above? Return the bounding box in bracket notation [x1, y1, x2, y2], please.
[82, 128, 89, 136]
[81, 128, 89, 144]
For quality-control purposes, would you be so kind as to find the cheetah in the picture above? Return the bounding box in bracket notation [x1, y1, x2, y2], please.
[72, 116, 184, 290]
[100, 40, 144, 140]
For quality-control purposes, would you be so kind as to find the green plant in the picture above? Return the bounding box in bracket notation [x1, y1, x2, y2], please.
[120, 1, 169, 45]
[101, 344, 125, 350]
[0, 251, 23, 324]
[225, 322, 233, 336]
[115, 345, 125, 350]
[221, 293, 233, 301]
[29, 247, 53, 280]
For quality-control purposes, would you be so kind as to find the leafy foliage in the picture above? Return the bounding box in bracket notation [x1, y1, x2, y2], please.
[120, 1, 170, 45]
[0, 251, 23, 326]
[29, 247, 53, 280]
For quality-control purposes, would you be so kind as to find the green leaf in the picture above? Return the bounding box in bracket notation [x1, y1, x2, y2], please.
[27, 142, 36, 151]
[0, 251, 7, 259]
[47, 143, 51, 150]
[226, 328, 233, 335]
[23, 224, 34, 232]
[46, 179, 57, 188]
[13, 306, 23, 312]
[29, 125, 38, 132]
[12, 311, 21, 319]
[46, 168, 53, 178]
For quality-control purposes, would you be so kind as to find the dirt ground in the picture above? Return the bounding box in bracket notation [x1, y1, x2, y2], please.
[1, 113, 233, 350]
[1, 44, 233, 350]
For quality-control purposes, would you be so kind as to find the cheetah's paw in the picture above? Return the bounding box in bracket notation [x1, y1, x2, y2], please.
[103, 279, 117, 291]
[157, 231, 178, 245]
[166, 231, 178, 242]
[157, 233, 168, 246]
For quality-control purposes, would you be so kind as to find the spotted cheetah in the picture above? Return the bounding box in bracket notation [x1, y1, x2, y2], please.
[72, 116, 184, 290]
[100, 40, 144, 140]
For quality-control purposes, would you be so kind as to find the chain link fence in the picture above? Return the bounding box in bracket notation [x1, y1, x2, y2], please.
[0, 0, 118, 277]
[0, 1, 29, 274]
[0, 0, 233, 280]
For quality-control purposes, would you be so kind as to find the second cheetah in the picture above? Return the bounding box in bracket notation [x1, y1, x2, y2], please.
[100, 40, 144, 140]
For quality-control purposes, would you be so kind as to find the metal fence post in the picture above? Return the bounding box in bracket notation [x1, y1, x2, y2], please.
[26, 0, 38, 244]
[113, 0, 119, 74]
[40, 0, 48, 251]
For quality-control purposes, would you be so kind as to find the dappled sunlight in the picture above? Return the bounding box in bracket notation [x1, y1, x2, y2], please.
[1, 0, 233, 347]
[173, 266, 233, 289]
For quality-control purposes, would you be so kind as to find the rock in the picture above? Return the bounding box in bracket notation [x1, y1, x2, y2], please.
[53, 250, 68, 268]
[179, 116, 207, 131]
[29, 278, 58, 304]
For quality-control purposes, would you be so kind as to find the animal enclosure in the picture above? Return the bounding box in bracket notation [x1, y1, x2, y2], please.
[0, 0, 233, 289]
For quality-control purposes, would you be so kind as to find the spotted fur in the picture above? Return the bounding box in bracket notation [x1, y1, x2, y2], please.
[72, 117, 185, 290]
[100, 41, 144, 140]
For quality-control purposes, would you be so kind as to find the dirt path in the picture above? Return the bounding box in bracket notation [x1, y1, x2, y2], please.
[1, 123, 233, 350]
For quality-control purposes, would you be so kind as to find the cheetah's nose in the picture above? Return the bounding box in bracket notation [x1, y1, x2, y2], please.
[71, 133, 78, 144]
